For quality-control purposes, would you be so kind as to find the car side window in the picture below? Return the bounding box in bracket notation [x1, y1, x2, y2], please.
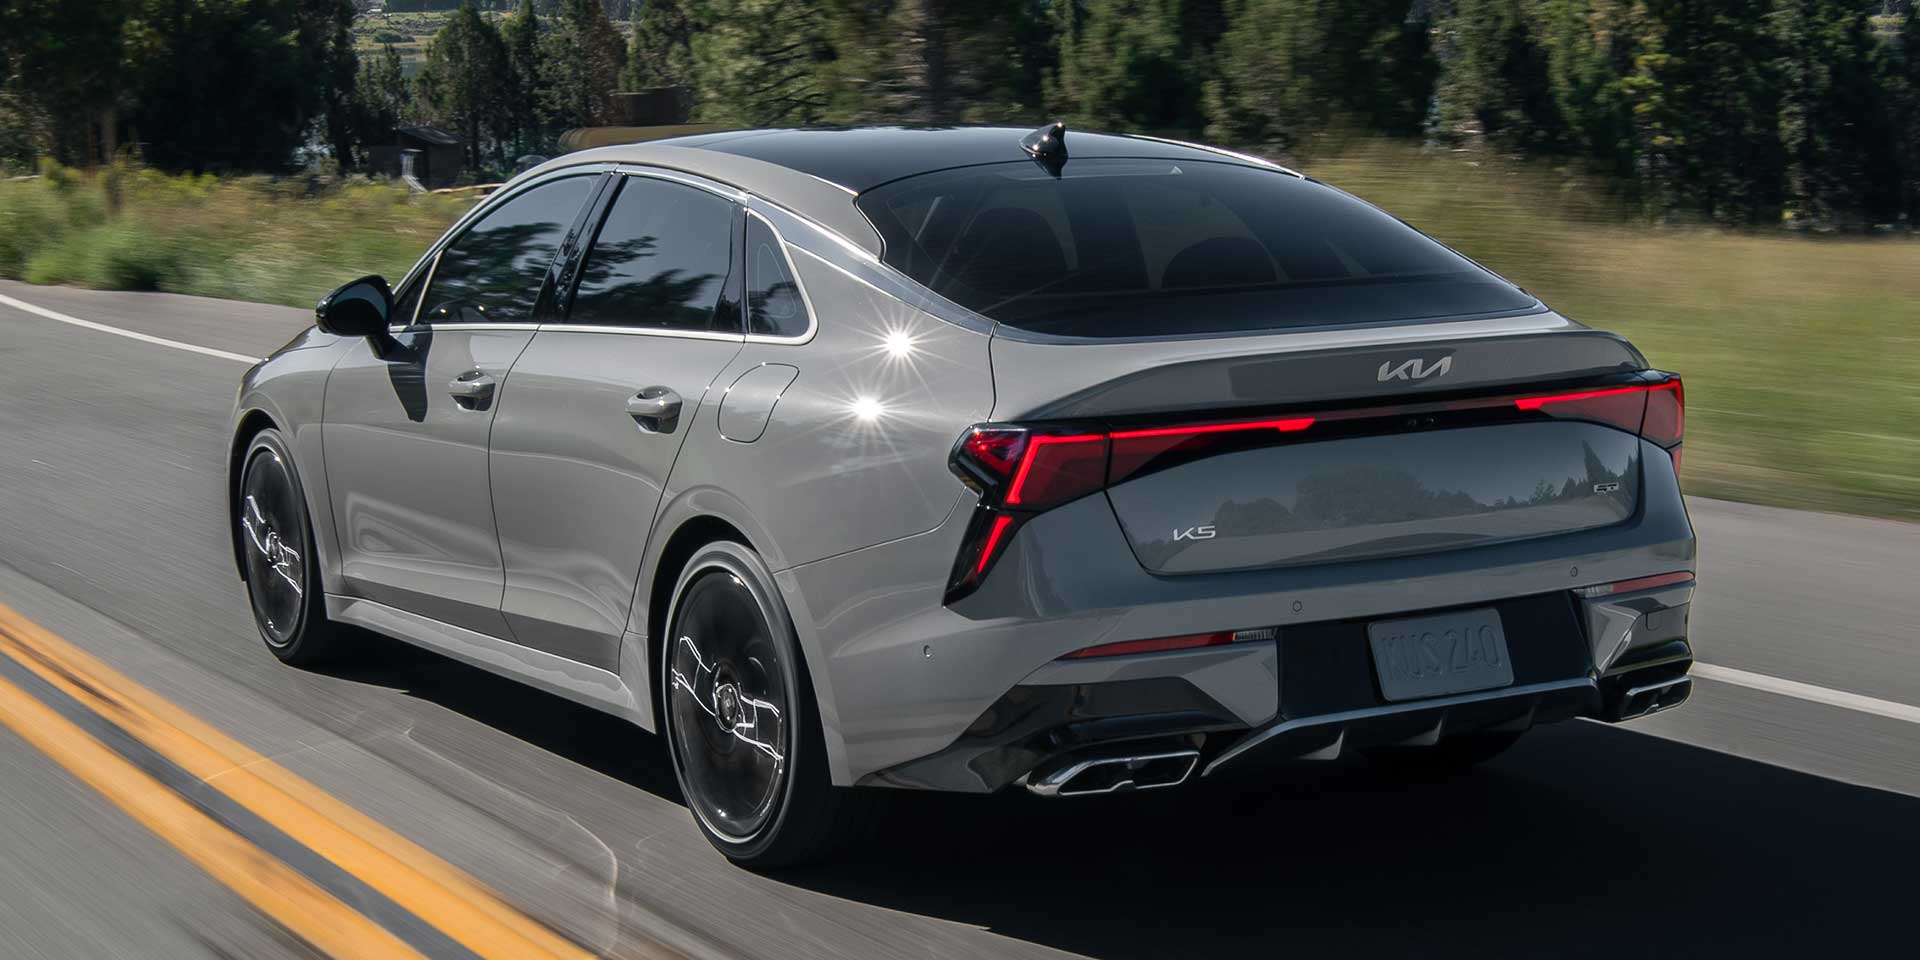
[567, 176, 735, 332]
[745, 216, 808, 338]
[418, 175, 596, 326]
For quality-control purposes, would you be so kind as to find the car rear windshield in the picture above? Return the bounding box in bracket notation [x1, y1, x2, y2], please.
[855, 158, 1538, 339]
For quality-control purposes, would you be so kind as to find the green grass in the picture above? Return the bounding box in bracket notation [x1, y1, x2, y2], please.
[2, 149, 1916, 520]
[0, 162, 474, 307]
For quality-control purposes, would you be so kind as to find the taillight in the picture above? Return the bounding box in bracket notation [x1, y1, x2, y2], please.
[1641, 379, 1684, 447]
[1515, 374, 1684, 470]
[946, 416, 1319, 601]
[1573, 570, 1694, 598]
[944, 372, 1683, 602]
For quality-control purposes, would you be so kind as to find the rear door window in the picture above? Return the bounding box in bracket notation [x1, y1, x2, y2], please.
[856, 159, 1538, 339]
[567, 176, 737, 333]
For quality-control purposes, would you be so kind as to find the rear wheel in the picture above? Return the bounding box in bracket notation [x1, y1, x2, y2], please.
[238, 429, 347, 666]
[661, 542, 871, 868]
[1361, 730, 1524, 775]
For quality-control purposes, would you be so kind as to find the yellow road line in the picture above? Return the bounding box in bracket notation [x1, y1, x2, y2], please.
[0, 602, 641, 960]
[0, 667, 428, 959]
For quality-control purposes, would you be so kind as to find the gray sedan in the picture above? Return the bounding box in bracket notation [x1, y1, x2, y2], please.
[229, 125, 1695, 867]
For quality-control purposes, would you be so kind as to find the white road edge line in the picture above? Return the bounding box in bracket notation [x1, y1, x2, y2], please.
[1691, 661, 1920, 725]
[0, 291, 262, 365]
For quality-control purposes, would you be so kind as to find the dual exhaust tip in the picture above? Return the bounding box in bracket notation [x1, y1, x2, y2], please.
[1605, 673, 1692, 722]
[1025, 748, 1200, 798]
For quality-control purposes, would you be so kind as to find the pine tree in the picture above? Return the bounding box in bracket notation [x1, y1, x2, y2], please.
[417, 0, 514, 167]
[353, 43, 411, 144]
[1626, 1, 1786, 224]
[296, 0, 359, 173]
[1772, 0, 1900, 226]
[1048, 0, 1197, 132]
[1206, 0, 1433, 148]
[542, 0, 628, 129]
[1428, 0, 1564, 149]
[686, 0, 829, 126]
[626, 0, 697, 91]
[502, 0, 544, 153]
[1897, 3, 1920, 222]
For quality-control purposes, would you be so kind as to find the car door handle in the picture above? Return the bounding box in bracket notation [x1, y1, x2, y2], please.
[626, 387, 682, 421]
[448, 371, 496, 402]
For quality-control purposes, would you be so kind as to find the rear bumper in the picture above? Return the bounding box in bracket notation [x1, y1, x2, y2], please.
[865, 586, 1693, 793]
[785, 439, 1692, 788]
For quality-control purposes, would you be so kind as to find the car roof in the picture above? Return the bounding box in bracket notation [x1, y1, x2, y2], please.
[662, 126, 1267, 193]
[533, 126, 1287, 257]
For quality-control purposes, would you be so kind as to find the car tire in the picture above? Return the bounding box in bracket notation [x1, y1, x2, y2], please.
[660, 541, 874, 869]
[1361, 729, 1524, 775]
[237, 429, 347, 666]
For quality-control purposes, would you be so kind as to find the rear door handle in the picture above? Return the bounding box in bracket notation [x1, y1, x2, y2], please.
[448, 371, 496, 404]
[626, 387, 682, 425]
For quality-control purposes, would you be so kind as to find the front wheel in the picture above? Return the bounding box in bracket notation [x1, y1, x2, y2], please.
[238, 428, 348, 666]
[660, 542, 872, 868]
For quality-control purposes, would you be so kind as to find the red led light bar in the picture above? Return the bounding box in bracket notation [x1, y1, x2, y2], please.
[1512, 383, 1666, 411]
[1108, 417, 1316, 440]
[1059, 631, 1235, 660]
[1575, 570, 1694, 598]
[973, 514, 1018, 576]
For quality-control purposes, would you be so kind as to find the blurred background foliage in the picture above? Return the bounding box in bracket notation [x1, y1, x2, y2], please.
[0, 1, 1917, 518]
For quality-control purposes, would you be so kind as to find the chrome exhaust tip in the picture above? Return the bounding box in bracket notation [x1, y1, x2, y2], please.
[1025, 749, 1201, 798]
[1605, 674, 1692, 722]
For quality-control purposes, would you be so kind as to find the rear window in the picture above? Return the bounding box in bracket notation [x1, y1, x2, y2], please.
[855, 159, 1537, 339]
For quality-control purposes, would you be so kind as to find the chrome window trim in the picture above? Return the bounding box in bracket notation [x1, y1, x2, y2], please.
[535, 164, 750, 343]
[741, 208, 819, 345]
[534, 323, 744, 343]
[391, 251, 440, 331]
[608, 164, 748, 203]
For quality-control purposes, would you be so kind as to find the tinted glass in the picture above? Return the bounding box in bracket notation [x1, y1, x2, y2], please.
[389, 268, 425, 326]
[568, 176, 734, 332]
[745, 216, 808, 337]
[856, 159, 1538, 339]
[419, 175, 595, 326]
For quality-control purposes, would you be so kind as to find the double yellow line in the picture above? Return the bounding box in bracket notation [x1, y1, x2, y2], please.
[0, 602, 665, 960]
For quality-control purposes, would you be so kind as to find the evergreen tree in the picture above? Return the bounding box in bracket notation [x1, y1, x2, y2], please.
[417, 0, 514, 167]
[1428, 0, 1565, 150]
[821, 0, 1040, 123]
[126, 0, 319, 171]
[1896, 3, 1920, 221]
[1207, 0, 1433, 148]
[353, 43, 412, 145]
[4, 0, 136, 165]
[1048, 0, 1198, 132]
[1772, 0, 1900, 225]
[1535, 0, 1645, 182]
[502, 0, 545, 152]
[296, 0, 359, 173]
[686, 0, 829, 126]
[627, 0, 697, 90]
[1629, 1, 1786, 224]
[542, 0, 629, 129]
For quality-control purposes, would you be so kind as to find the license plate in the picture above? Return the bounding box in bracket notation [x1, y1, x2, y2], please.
[1367, 608, 1514, 702]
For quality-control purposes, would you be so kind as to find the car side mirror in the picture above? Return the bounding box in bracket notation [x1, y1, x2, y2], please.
[316, 276, 394, 339]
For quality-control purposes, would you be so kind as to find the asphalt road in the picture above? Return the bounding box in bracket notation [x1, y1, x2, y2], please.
[2, 278, 1917, 958]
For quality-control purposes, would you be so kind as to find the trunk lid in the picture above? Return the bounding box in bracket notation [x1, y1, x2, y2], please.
[988, 322, 1658, 575]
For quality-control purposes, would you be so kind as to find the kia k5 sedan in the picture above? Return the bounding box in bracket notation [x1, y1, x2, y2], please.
[229, 124, 1696, 866]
